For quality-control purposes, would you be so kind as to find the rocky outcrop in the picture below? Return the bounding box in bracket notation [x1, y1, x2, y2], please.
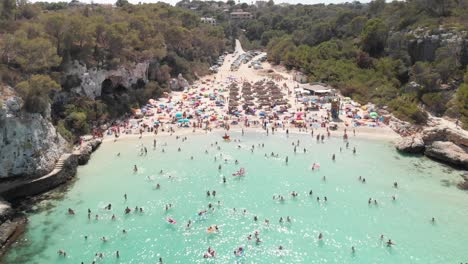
[65, 60, 150, 99]
[395, 123, 468, 169]
[424, 141, 468, 168]
[76, 138, 102, 165]
[169, 73, 189, 91]
[0, 87, 68, 179]
[395, 136, 425, 153]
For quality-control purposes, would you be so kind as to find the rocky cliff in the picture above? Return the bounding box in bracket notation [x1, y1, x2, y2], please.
[0, 86, 68, 179]
[405, 27, 468, 64]
[63, 61, 150, 99]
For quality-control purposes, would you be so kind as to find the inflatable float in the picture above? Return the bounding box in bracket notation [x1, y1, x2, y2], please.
[207, 225, 219, 233]
[234, 247, 245, 257]
[232, 168, 245, 176]
[222, 133, 231, 141]
[166, 217, 177, 224]
[311, 163, 320, 169]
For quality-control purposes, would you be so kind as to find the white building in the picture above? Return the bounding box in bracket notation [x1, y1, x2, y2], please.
[201, 17, 217, 26]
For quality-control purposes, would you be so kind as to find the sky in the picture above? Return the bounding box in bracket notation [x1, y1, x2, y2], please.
[30, 0, 373, 6]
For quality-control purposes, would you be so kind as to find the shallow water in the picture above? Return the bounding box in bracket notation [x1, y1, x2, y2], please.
[5, 131, 468, 264]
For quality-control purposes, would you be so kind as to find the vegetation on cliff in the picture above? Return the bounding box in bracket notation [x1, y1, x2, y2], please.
[0, 1, 228, 141]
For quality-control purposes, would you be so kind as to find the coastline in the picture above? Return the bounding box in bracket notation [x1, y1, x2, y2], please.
[0, 139, 102, 260]
[101, 125, 400, 144]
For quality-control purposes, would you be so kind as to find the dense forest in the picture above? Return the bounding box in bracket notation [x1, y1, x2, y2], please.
[228, 0, 468, 128]
[0, 0, 228, 141]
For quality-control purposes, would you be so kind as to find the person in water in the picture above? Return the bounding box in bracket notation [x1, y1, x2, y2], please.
[133, 165, 138, 173]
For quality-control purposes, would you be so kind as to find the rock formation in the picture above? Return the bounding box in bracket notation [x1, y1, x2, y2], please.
[395, 124, 468, 169]
[395, 135, 425, 153]
[169, 73, 189, 91]
[0, 86, 68, 179]
[64, 60, 150, 99]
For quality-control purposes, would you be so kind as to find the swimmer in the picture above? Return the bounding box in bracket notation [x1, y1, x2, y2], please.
[431, 217, 435, 223]
[125, 207, 131, 214]
[309, 190, 313, 195]
[353, 147, 356, 154]
[101, 236, 107, 242]
[68, 208, 75, 215]
[393, 182, 398, 188]
[156, 183, 161, 189]
[223, 176, 226, 183]
[116, 251, 120, 258]
[351, 246, 355, 253]
[117, 152, 120, 157]
[318, 233, 323, 240]
[285, 156, 288, 164]
[235, 160, 239, 165]
[279, 217, 283, 223]
[368, 198, 372, 204]
[123, 229, 127, 234]
[386, 239, 395, 247]
[317, 197, 320, 202]
[212, 190, 216, 197]
[286, 216, 291, 222]
[133, 165, 138, 173]
[112, 214, 116, 220]
[207, 191, 211, 197]
[332, 154, 335, 161]
[322, 176, 326, 181]
[324, 196, 328, 202]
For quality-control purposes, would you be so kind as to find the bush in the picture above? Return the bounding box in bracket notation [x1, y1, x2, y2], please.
[56, 120, 75, 142]
[389, 96, 428, 124]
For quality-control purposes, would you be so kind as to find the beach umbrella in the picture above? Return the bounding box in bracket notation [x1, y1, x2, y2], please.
[175, 112, 183, 118]
[178, 118, 190, 123]
[369, 112, 378, 118]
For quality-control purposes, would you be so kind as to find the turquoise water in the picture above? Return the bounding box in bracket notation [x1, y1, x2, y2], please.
[5, 130, 468, 264]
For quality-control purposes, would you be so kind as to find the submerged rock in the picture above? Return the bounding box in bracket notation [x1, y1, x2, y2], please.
[457, 172, 468, 190]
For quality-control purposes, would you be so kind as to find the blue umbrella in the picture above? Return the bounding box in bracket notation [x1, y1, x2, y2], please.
[178, 118, 190, 123]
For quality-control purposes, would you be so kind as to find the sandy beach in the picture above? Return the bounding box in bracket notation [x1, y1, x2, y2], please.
[100, 40, 399, 144]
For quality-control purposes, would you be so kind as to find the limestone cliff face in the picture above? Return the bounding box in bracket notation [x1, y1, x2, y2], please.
[0, 87, 68, 179]
[64, 61, 150, 99]
[405, 27, 468, 63]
